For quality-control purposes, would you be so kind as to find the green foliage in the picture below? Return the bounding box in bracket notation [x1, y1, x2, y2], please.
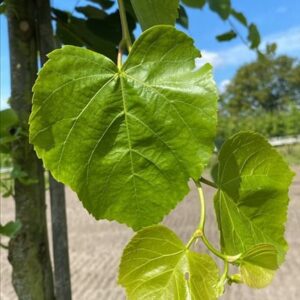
[130, 0, 179, 30]
[217, 108, 300, 146]
[0, 109, 19, 153]
[248, 23, 260, 49]
[221, 51, 300, 114]
[177, 5, 189, 28]
[214, 132, 294, 264]
[119, 225, 220, 300]
[29, 26, 217, 230]
[230, 9, 247, 26]
[26, 1, 294, 298]
[216, 30, 237, 42]
[53, 8, 136, 61]
[0, 220, 21, 238]
[208, 0, 231, 20]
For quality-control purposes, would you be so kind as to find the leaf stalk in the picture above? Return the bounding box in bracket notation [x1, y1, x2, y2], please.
[187, 181, 241, 263]
[117, 0, 132, 54]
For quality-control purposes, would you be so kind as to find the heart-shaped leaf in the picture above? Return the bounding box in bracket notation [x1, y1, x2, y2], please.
[29, 26, 218, 230]
[119, 225, 219, 299]
[214, 132, 294, 263]
[239, 244, 278, 288]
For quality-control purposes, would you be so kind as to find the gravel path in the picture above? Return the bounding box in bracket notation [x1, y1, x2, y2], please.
[1, 166, 299, 299]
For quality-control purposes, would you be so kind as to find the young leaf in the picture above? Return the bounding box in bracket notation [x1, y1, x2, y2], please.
[239, 244, 278, 288]
[0, 221, 22, 238]
[216, 30, 237, 42]
[208, 0, 231, 20]
[230, 9, 247, 26]
[29, 26, 218, 230]
[214, 132, 294, 263]
[130, 0, 179, 30]
[248, 23, 261, 49]
[118, 225, 219, 299]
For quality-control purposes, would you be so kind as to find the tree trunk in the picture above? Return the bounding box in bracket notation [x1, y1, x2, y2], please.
[7, 0, 55, 299]
[34, 0, 72, 299]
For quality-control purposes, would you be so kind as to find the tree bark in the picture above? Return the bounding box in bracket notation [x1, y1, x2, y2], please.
[7, 1, 55, 299]
[35, 0, 72, 299]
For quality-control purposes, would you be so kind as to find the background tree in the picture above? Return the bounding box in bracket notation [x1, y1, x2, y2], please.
[217, 44, 300, 145]
[221, 44, 300, 115]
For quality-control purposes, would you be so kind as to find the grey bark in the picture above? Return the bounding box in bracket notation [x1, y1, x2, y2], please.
[7, 0, 55, 299]
[35, 0, 72, 299]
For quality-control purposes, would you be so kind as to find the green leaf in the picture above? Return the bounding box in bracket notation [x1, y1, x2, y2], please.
[177, 5, 189, 28]
[87, 0, 114, 9]
[0, 221, 22, 238]
[239, 244, 278, 288]
[118, 225, 219, 299]
[130, 0, 179, 30]
[208, 0, 231, 20]
[0, 109, 19, 153]
[216, 30, 237, 42]
[29, 26, 218, 230]
[230, 9, 247, 26]
[181, 0, 206, 8]
[53, 9, 136, 61]
[248, 23, 261, 49]
[75, 5, 107, 19]
[214, 132, 294, 263]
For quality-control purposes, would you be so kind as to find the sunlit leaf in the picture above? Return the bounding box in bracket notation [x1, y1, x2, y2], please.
[29, 26, 218, 230]
[239, 244, 278, 288]
[119, 225, 219, 299]
[214, 132, 294, 263]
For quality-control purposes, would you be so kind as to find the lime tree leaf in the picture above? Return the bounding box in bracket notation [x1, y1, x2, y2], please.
[208, 0, 231, 20]
[118, 225, 219, 299]
[130, 0, 179, 30]
[216, 30, 237, 42]
[29, 26, 218, 230]
[0, 221, 22, 238]
[75, 6, 107, 19]
[181, 0, 206, 9]
[214, 132, 294, 263]
[230, 9, 247, 26]
[239, 244, 278, 288]
[248, 23, 260, 49]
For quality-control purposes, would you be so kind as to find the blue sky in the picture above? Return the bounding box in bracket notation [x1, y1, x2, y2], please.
[1, 0, 300, 109]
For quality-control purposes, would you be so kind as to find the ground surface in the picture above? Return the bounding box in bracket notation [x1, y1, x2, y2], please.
[1, 166, 299, 300]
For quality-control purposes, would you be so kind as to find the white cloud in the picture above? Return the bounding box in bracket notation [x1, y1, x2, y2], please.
[219, 79, 230, 93]
[196, 26, 300, 70]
